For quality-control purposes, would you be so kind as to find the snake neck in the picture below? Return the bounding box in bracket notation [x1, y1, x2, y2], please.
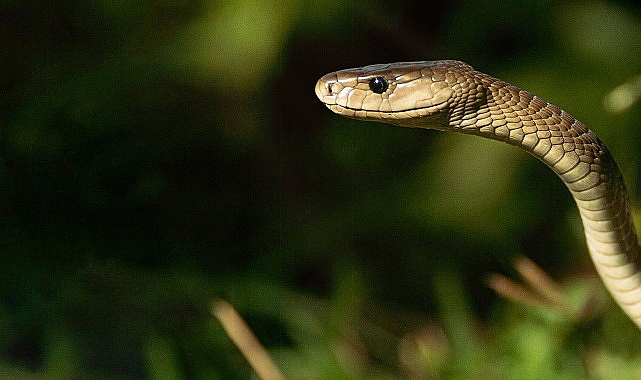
[451, 74, 641, 326]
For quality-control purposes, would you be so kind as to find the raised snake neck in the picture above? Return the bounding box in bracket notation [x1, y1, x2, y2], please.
[315, 60, 641, 329]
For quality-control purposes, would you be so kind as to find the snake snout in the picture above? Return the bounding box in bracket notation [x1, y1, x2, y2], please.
[315, 73, 346, 105]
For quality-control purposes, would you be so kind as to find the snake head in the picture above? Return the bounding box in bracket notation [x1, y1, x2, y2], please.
[315, 60, 487, 130]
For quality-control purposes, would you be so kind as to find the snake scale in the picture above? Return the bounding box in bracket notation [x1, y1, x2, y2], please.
[315, 60, 641, 329]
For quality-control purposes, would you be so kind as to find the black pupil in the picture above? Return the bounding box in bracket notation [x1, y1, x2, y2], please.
[369, 77, 388, 94]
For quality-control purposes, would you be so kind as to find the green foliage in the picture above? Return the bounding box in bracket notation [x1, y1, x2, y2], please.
[2, 0, 641, 378]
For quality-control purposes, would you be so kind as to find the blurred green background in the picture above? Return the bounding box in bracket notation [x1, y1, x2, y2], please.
[2, 0, 641, 378]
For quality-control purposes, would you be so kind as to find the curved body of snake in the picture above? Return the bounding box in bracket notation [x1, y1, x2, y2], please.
[315, 60, 641, 329]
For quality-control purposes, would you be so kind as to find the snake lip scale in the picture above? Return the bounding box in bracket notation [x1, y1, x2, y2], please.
[315, 60, 641, 329]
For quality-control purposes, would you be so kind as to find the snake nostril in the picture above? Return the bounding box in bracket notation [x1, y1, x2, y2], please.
[326, 83, 336, 95]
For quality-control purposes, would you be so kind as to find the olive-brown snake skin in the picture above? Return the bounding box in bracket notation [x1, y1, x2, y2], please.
[315, 60, 641, 329]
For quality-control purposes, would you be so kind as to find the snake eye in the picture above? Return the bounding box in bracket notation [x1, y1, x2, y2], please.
[369, 77, 389, 94]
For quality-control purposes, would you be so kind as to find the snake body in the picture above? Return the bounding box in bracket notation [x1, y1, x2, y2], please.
[315, 60, 641, 329]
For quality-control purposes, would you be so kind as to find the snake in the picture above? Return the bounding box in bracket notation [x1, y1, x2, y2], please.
[314, 60, 641, 329]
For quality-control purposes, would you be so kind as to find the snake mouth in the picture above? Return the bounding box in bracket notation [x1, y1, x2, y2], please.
[324, 102, 442, 117]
